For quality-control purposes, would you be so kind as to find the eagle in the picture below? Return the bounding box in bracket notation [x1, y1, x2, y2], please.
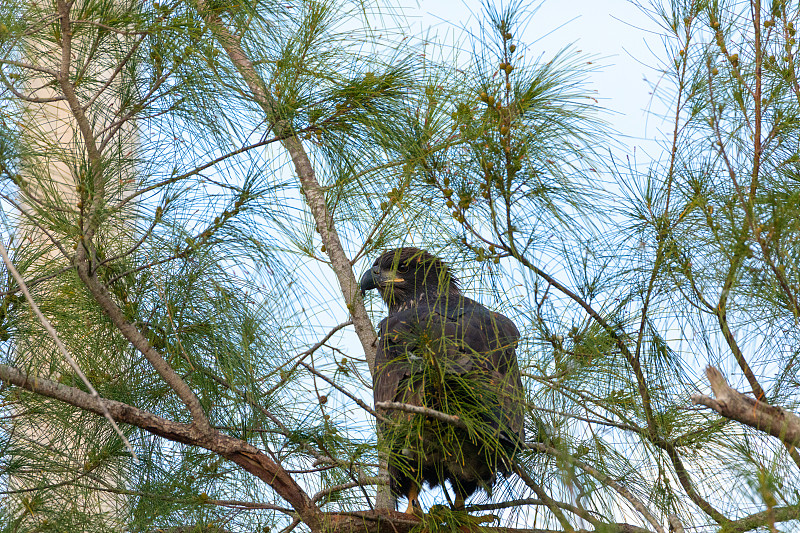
[360, 247, 524, 514]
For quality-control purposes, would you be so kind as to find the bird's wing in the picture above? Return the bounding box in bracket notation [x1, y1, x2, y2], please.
[373, 303, 464, 404]
[440, 298, 525, 444]
[374, 298, 525, 443]
[373, 311, 419, 405]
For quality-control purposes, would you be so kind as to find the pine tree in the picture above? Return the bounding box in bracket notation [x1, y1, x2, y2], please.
[0, 0, 799, 532]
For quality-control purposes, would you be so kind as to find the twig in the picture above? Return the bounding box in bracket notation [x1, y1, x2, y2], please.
[374, 401, 463, 427]
[304, 363, 391, 424]
[467, 497, 600, 525]
[114, 134, 285, 211]
[278, 517, 302, 533]
[206, 498, 293, 512]
[312, 476, 380, 504]
[0, 194, 73, 261]
[262, 320, 352, 394]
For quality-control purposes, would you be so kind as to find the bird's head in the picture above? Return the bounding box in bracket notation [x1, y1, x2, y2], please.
[360, 247, 460, 311]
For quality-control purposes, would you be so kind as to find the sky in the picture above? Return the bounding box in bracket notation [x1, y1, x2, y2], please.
[406, 0, 672, 160]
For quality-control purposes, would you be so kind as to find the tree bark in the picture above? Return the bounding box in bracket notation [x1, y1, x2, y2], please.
[692, 366, 800, 447]
[321, 510, 655, 533]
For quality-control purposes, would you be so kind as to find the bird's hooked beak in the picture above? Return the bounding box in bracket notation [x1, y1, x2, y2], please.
[360, 264, 404, 295]
[359, 266, 379, 295]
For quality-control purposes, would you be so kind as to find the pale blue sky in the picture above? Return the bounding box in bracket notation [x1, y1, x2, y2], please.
[407, 0, 671, 156]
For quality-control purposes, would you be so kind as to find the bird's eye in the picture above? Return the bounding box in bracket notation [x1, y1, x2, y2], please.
[397, 262, 409, 273]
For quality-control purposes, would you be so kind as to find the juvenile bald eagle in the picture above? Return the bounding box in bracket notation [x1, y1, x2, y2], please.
[360, 247, 524, 513]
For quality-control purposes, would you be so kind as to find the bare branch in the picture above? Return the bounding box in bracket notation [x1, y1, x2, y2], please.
[262, 320, 353, 396]
[304, 371, 387, 424]
[0, 58, 59, 76]
[693, 366, 800, 448]
[375, 401, 463, 427]
[312, 476, 380, 504]
[0, 194, 73, 261]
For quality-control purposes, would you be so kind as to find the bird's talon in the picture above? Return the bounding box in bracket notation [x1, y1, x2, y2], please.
[404, 498, 423, 517]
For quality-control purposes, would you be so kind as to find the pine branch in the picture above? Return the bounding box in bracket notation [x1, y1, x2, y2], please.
[0, 363, 324, 531]
[195, 2, 391, 510]
[196, 1, 379, 374]
[505, 248, 727, 523]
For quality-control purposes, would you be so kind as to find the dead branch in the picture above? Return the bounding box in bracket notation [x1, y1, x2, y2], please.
[692, 366, 800, 448]
[375, 401, 466, 427]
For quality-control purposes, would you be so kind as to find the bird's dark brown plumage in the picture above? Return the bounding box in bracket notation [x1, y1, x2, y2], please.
[361, 247, 524, 511]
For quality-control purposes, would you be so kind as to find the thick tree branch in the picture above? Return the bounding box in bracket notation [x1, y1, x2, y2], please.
[722, 505, 800, 533]
[0, 363, 323, 531]
[50, 0, 216, 443]
[693, 366, 800, 448]
[321, 510, 654, 533]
